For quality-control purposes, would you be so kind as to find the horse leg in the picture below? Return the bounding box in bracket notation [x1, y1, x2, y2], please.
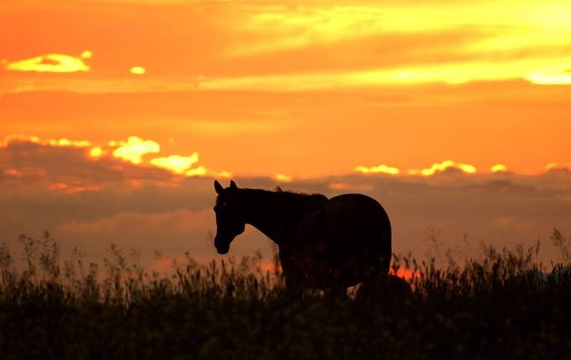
[324, 284, 347, 299]
[283, 271, 305, 299]
[356, 274, 412, 304]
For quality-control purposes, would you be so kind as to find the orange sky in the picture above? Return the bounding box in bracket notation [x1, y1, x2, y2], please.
[2, 0, 571, 269]
[1, 0, 571, 179]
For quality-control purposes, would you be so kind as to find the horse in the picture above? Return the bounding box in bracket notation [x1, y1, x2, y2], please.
[213, 180, 392, 294]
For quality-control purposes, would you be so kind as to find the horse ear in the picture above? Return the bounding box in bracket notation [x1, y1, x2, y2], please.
[214, 180, 224, 194]
[230, 180, 238, 190]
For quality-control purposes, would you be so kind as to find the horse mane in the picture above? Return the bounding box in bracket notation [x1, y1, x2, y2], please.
[272, 189, 328, 202]
[239, 187, 328, 215]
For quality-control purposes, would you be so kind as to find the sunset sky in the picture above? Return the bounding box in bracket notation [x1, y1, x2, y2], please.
[1, 0, 570, 268]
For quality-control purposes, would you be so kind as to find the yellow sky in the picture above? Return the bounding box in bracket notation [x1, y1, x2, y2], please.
[1, 0, 570, 178]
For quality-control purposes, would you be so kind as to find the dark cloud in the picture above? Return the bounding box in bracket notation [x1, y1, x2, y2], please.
[467, 180, 538, 196]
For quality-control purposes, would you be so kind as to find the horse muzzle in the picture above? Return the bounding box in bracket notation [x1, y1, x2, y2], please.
[214, 235, 230, 254]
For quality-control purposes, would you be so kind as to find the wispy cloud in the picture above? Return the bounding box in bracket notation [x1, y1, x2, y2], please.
[201, 56, 571, 91]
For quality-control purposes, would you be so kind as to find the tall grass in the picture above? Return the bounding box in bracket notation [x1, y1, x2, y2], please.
[0, 230, 570, 360]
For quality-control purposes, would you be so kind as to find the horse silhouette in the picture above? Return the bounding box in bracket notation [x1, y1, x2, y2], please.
[213, 180, 392, 293]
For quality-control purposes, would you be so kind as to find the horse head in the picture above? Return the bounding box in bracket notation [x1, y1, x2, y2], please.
[213, 180, 245, 254]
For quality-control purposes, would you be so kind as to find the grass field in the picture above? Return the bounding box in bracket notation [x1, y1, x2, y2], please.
[1, 231, 570, 360]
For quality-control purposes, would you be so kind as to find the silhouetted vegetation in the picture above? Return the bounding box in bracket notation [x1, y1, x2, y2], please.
[1, 230, 570, 360]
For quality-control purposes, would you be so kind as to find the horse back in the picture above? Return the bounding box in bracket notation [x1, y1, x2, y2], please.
[323, 194, 391, 237]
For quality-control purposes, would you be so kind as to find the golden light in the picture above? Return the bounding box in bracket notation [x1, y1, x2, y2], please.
[48, 138, 91, 147]
[409, 161, 477, 176]
[202, 56, 570, 91]
[275, 173, 293, 182]
[355, 165, 400, 175]
[130, 66, 146, 75]
[150, 153, 200, 174]
[546, 162, 559, 170]
[545, 162, 571, 170]
[216, 171, 233, 179]
[525, 70, 571, 85]
[490, 164, 508, 173]
[237, 2, 571, 53]
[1, 135, 90, 148]
[81, 50, 93, 59]
[389, 268, 421, 281]
[112, 136, 160, 164]
[6, 53, 90, 73]
[89, 147, 103, 158]
[185, 166, 207, 177]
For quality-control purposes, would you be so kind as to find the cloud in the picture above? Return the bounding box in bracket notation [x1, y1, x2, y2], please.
[0, 135, 229, 192]
[408, 160, 476, 176]
[55, 209, 214, 256]
[130, 66, 146, 75]
[1, 135, 570, 270]
[5, 53, 91, 73]
[111, 136, 161, 164]
[467, 180, 538, 196]
[275, 173, 293, 182]
[522, 57, 571, 85]
[2, 0, 571, 96]
[201, 55, 567, 90]
[0, 134, 91, 148]
[355, 164, 400, 175]
[490, 164, 508, 173]
[150, 153, 199, 174]
[545, 162, 571, 171]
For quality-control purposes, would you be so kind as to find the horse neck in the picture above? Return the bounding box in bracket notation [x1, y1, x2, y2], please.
[238, 190, 301, 244]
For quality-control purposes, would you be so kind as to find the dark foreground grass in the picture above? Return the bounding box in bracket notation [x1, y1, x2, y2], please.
[1, 232, 570, 360]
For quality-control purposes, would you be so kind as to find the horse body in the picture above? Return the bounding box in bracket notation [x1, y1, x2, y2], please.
[213, 181, 392, 291]
[281, 194, 391, 288]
